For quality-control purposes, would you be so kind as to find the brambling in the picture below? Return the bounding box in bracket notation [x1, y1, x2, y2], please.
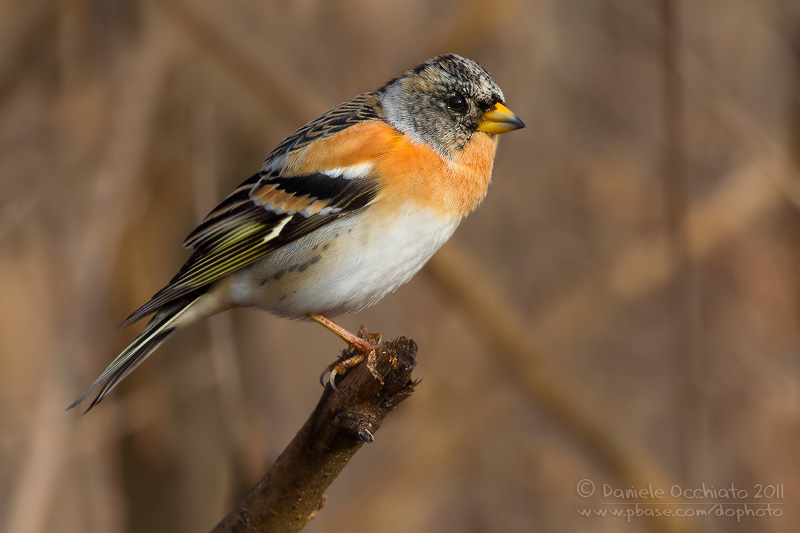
[68, 54, 524, 412]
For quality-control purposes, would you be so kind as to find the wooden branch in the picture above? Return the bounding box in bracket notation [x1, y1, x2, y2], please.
[211, 335, 418, 533]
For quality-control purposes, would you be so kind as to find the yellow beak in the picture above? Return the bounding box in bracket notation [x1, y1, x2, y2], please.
[477, 102, 525, 134]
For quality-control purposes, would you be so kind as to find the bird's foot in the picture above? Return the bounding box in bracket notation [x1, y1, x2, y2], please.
[319, 325, 383, 391]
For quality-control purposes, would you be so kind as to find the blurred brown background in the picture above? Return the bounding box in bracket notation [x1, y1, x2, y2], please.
[2, 0, 799, 532]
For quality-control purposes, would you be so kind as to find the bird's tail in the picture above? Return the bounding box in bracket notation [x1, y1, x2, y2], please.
[67, 295, 202, 413]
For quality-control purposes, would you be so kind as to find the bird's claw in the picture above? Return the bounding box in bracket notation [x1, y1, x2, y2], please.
[320, 327, 382, 390]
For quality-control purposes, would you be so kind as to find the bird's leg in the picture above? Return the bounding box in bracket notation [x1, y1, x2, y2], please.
[308, 313, 382, 390]
[308, 313, 375, 351]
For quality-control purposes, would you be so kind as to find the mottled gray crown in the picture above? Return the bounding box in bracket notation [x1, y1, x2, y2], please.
[410, 54, 505, 106]
[379, 54, 507, 156]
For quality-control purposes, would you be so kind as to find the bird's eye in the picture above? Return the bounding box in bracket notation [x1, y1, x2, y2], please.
[446, 95, 466, 113]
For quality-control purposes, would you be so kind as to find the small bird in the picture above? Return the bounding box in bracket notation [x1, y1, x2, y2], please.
[68, 54, 524, 412]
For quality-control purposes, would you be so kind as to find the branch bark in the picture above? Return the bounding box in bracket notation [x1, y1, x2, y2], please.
[211, 335, 418, 533]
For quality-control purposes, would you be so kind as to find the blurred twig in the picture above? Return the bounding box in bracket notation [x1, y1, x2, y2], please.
[0, 0, 54, 113]
[777, 0, 800, 189]
[427, 0, 515, 57]
[531, 1, 795, 352]
[0, 1, 54, 246]
[4, 348, 72, 533]
[425, 248, 686, 533]
[614, 0, 800, 209]
[479, 156, 784, 365]
[424, 148, 784, 533]
[69, 26, 181, 533]
[212, 336, 418, 533]
[9, 14, 182, 533]
[153, 0, 328, 121]
[190, 97, 263, 483]
[659, 0, 708, 487]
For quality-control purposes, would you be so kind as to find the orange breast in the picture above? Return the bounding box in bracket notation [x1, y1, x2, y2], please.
[376, 128, 498, 217]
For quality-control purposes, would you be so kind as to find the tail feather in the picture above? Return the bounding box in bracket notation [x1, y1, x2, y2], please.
[67, 296, 200, 413]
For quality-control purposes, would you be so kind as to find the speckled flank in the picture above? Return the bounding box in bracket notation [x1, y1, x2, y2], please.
[259, 253, 321, 284]
[225, 204, 460, 318]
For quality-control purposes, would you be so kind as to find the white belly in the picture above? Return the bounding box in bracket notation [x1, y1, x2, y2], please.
[225, 204, 460, 317]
